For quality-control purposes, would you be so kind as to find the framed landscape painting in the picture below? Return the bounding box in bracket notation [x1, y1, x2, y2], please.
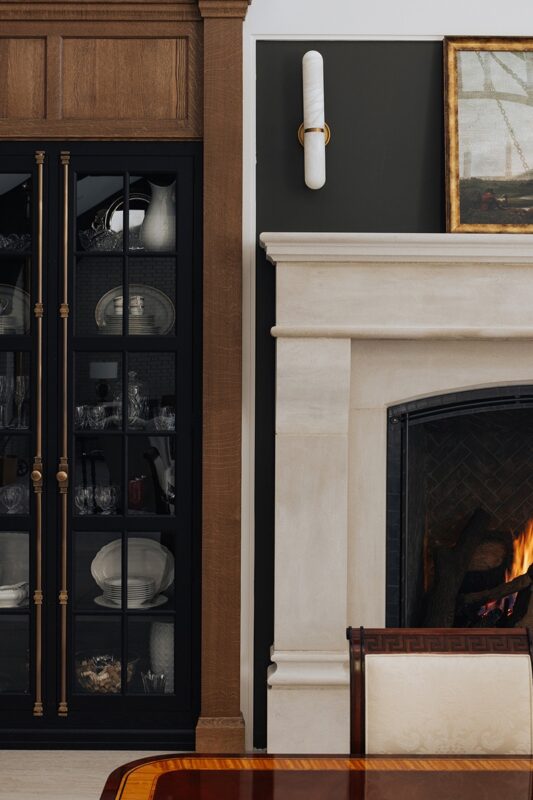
[445, 37, 533, 232]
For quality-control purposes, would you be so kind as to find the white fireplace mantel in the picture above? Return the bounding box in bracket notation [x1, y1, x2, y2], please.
[260, 232, 533, 754]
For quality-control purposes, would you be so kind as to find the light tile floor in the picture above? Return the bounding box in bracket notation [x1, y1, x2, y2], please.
[0, 750, 175, 800]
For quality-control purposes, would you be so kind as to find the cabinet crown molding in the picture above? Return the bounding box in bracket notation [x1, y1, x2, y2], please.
[198, 0, 250, 18]
[0, 1, 201, 22]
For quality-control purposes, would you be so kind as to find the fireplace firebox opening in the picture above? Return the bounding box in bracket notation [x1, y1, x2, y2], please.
[387, 386, 533, 629]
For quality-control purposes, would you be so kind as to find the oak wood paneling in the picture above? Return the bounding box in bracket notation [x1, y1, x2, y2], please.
[0, 37, 46, 119]
[62, 37, 189, 121]
[0, 21, 201, 138]
[196, 1, 248, 753]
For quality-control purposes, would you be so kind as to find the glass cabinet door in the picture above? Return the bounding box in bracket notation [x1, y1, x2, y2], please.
[0, 161, 39, 713]
[0, 143, 200, 747]
[68, 151, 197, 735]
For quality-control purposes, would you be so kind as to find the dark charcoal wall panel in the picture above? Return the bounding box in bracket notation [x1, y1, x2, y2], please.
[254, 40, 445, 748]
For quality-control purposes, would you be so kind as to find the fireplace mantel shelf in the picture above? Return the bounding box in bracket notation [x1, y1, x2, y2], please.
[260, 232, 533, 264]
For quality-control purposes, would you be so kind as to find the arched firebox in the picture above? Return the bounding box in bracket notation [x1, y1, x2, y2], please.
[387, 385, 533, 629]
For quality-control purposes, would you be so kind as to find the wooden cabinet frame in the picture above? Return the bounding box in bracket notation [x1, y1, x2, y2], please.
[0, 0, 250, 752]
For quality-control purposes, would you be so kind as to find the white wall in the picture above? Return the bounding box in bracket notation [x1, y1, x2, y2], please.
[245, 0, 533, 37]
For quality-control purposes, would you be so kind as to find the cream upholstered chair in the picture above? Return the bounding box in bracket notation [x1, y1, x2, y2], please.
[347, 627, 533, 755]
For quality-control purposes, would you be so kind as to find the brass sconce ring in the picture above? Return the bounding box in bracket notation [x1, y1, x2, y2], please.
[298, 122, 331, 147]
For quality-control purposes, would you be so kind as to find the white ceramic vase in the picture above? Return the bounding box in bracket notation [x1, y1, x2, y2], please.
[140, 181, 176, 251]
[149, 621, 174, 693]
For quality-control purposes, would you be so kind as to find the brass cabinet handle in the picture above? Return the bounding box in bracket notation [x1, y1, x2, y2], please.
[58, 151, 70, 717]
[32, 150, 45, 718]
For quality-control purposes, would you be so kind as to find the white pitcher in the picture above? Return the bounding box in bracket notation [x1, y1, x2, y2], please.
[140, 181, 176, 251]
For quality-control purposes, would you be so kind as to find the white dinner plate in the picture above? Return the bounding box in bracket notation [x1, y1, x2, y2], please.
[94, 593, 168, 610]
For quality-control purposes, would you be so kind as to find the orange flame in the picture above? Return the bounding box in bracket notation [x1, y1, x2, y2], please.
[506, 519, 533, 582]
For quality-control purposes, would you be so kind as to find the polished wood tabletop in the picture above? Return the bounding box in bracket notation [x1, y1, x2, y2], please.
[100, 754, 533, 800]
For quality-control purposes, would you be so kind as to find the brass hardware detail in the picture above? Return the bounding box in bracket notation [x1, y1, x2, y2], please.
[56, 466, 68, 495]
[32, 456, 43, 492]
[33, 149, 45, 718]
[298, 122, 331, 147]
[58, 152, 70, 718]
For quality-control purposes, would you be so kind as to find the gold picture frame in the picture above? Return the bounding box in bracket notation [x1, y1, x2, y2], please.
[445, 37, 533, 232]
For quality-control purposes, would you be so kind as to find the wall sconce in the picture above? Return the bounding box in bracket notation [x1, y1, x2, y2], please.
[298, 50, 330, 190]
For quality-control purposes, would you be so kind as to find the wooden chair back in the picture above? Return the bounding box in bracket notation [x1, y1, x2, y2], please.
[346, 627, 533, 755]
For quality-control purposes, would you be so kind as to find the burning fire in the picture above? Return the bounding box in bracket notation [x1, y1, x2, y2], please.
[478, 519, 533, 621]
[506, 519, 533, 582]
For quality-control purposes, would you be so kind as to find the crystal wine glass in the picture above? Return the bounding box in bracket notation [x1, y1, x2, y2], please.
[0, 484, 26, 514]
[94, 484, 118, 515]
[14, 375, 29, 429]
[74, 486, 92, 515]
[88, 405, 106, 430]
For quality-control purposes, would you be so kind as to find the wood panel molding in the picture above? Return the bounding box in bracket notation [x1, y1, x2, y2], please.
[0, 2, 201, 22]
[0, 20, 202, 138]
[198, 0, 250, 19]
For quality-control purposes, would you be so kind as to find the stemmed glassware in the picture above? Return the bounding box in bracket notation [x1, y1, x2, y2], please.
[74, 486, 92, 515]
[94, 485, 118, 515]
[0, 375, 13, 429]
[14, 375, 29, 429]
[0, 484, 28, 514]
[88, 405, 106, 430]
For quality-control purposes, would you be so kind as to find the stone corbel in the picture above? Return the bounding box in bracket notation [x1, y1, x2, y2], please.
[268, 649, 349, 688]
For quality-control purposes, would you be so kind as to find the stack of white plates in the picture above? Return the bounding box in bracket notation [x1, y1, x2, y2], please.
[0, 315, 21, 334]
[102, 576, 155, 608]
[103, 313, 159, 335]
[91, 537, 174, 610]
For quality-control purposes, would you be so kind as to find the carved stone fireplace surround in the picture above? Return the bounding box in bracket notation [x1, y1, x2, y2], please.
[260, 232, 533, 754]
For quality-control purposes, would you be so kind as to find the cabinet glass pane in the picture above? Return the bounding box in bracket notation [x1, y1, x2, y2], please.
[0, 174, 31, 253]
[0, 258, 31, 335]
[75, 353, 122, 430]
[127, 259, 175, 337]
[126, 532, 175, 611]
[76, 175, 124, 253]
[128, 175, 176, 253]
[74, 532, 121, 611]
[0, 436, 29, 515]
[127, 354, 175, 431]
[0, 532, 29, 608]
[0, 353, 30, 430]
[127, 616, 174, 695]
[74, 616, 125, 694]
[0, 616, 29, 693]
[75, 257, 123, 337]
[74, 437, 122, 516]
[127, 436, 175, 515]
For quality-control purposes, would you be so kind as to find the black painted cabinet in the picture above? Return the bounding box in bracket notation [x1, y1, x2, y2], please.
[0, 143, 201, 748]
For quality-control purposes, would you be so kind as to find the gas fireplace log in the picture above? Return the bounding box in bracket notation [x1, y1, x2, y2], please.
[459, 568, 533, 608]
[423, 508, 491, 627]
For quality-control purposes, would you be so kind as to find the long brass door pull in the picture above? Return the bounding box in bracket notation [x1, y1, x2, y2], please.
[58, 151, 70, 717]
[32, 150, 45, 717]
